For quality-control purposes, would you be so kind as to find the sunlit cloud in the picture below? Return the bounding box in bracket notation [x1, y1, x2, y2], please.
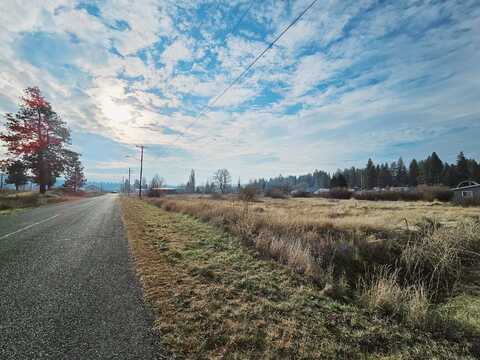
[0, 0, 479, 183]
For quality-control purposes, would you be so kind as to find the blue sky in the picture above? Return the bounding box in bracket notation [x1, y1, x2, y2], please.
[0, 0, 479, 184]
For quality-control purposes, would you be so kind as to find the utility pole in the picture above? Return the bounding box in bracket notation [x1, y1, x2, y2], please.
[136, 145, 146, 198]
[128, 168, 131, 196]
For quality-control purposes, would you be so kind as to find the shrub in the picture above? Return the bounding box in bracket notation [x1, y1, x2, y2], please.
[0, 201, 12, 211]
[264, 188, 286, 199]
[209, 192, 224, 200]
[238, 186, 258, 202]
[147, 188, 164, 198]
[351, 187, 453, 202]
[417, 185, 453, 202]
[0, 193, 48, 210]
[353, 191, 422, 202]
[328, 188, 352, 199]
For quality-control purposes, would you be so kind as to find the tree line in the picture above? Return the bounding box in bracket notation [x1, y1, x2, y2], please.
[249, 152, 480, 192]
[0, 87, 86, 193]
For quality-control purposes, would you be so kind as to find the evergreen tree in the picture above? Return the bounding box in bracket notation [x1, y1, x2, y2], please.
[5, 160, 29, 191]
[377, 163, 392, 188]
[396, 157, 408, 186]
[63, 151, 86, 192]
[390, 161, 398, 186]
[365, 159, 377, 189]
[456, 151, 470, 183]
[442, 163, 458, 187]
[428, 152, 444, 184]
[472, 161, 480, 183]
[186, 169, 195, 193]
[134, 179, 140, 190]
[408, 159, 419, 187]
[331, 173, 348, 188]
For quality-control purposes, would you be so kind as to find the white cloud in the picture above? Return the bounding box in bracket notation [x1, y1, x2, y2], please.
[161, 38, 193, 74]
[0, 0, 479, 183]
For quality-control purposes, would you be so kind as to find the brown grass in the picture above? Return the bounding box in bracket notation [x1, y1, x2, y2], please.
[120, 197, 477, 358]
[150, 196, 480, 326]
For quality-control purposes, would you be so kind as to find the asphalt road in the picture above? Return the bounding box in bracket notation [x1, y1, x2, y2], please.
[0, 194, 164, 359]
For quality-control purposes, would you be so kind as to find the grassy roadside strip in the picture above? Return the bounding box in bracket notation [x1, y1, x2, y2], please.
[120, 197, 474, 359]
[0, 191, 102, 215]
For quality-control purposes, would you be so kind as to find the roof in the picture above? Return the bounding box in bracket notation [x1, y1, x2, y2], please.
[451, 184, 480, 191]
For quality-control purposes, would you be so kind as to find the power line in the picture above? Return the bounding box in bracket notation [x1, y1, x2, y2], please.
[173, 0, 320, 143]
[227, 0, 255, 36]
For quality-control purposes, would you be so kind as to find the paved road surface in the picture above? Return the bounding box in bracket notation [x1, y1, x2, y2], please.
[0, 194, 164, 359]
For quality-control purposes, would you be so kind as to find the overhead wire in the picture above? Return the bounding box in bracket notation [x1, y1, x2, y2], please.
[173, 0, 320, 144]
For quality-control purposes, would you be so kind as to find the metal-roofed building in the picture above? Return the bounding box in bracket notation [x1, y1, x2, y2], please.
[450, 181, 480, 204]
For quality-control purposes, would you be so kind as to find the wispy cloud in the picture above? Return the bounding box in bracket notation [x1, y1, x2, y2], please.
[0, 0, 479, 183]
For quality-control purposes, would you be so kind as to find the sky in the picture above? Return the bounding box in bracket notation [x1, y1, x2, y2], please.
[0, 0, 479, 185]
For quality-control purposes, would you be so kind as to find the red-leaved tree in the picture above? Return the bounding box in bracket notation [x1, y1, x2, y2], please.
[0, 87, 71, 193]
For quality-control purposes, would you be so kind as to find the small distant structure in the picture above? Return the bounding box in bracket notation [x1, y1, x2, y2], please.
[314, 188, 330, 195]
[151, 187, 177, 195]
[450, 181, 480, 203]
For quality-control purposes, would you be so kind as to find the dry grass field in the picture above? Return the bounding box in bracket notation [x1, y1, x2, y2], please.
[151, 195, 480, 329]
[170, 195, 479, 232]
[121, 197, 480, 359]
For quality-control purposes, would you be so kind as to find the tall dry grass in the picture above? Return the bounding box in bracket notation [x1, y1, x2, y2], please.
[151, 196, 480, 327]
[360, 266, 431, 327]
[151, 197, 393, 285]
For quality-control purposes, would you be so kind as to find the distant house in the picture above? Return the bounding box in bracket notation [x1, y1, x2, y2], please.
[450, 181, 480, 204]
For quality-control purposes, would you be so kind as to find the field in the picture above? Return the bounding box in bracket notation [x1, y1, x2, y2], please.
[166, 195, 479, 231]
[121, 195, 480, 359]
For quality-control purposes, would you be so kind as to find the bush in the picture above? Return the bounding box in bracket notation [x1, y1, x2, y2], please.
[238, 186, 258, 202]
[353, 191, 422, 202]
[264, 188, 286, 199]
[209, 192, 224, 200]
[328, 188, 352, 199]
[352, 188, 453, 202]
[418, 185, 453, 202]
[147, 188, 164, 198]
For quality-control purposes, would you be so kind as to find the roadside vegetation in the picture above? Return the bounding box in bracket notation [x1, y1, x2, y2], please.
[0, 189, 101, 214]
[122, 196, 480, 358]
